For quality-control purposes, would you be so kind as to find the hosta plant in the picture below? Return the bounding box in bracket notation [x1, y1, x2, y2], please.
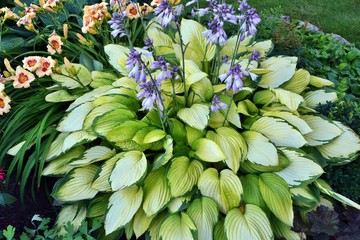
[6, 0, 360, 239]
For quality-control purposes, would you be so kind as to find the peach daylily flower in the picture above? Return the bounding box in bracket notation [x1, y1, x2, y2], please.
[140, 3, 154, 16]
[11, 66, 36, 88]
[43, 0, 59, 9]
[0, 92, 11, 115]
[36, 56, 55, 77]
[0, 7, 20, 20]
[0, 82, 4, 92]
[47, 31, 63, 55]
[126, 3, 140, 19]
[151, 0, 162, 7]
[22, 56, 41, 71]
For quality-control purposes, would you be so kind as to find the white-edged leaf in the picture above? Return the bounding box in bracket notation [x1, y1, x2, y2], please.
[250, 116, 306, 148]
[62, 131, 97, 152]
[275, 148, 324, 187]
[54, 204, 86, 237]
[46, 133, 70, 161]
[168, 196, 192, 213]
[304, 90, 338, 108]
[110, 151, 147, 191]
[309, 75, 334, 88]
[68, 146, 114, 166]
[224, 204, 273, 240]
[301, 115, 342, 146]
[45, 89, 78, 102]
[191, 138, 226, 163]
[242, 130, 278, 166]
[105, 185, 143, 235]
[177, 103, 210, 131]
[206, 127, 247, 172]
[259, 57, 297, 88]
[143, 167, 171, 216]
[198, 168, 243, 214]
[262, 111, 312, 134]
[57, 102, 94, 132]
[159, 212, 197, 240]
[187, 197, 218, 240]
[272, 88, 304, 111]
[167, 156, 203, 197]
[53, 165, 99, 202]
[270, 214, 301, 240]
[104, 44, 130, 75]
[317, 121, 360, 161]
[88, 194, 109, 218]
[259, 173, 293, 226]
[281, 69, 310, 94]
[133, 207, 157, 238]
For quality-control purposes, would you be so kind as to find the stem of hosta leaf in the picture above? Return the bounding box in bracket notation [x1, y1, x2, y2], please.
[231, 31, 242, 67]
[176, 22, 188, 105]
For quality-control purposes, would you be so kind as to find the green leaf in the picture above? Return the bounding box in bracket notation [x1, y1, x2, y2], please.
[46, 133, 70, 161]
[275, 148, 324, 187]
[240, 174, 267, 211]
[177, 103, 210, 131]
[143, 167, 172, 216]
[309, 75, 334, 88]
[259, 173, 293, 226]
[67, 86, 113, 111]
[105, 185, 143, 235]
[68, 146, 114, 166]
[143, 129, 167, 144]
[106, 121, 148, 143]
[198, 168, 243, 214]
[57, 102, 94, 132]
[167, 196, 192, 213]
[45, 90, 79, 102]
[272, 88, 304, 111]
[301, 115, 342, 146]
[110, 151, 147, 191]
[281, 69, 310, 94]
[237, 99, 259, 117]
[214, 220, 228, 240]
[206, 127, 247, 172]
[0, 193, 17, 206]
[88, 194, 110, 218]
[152, 136, 174, 171]
[53, 165, 99, 202]
[250, 116, 306, 148]
[187, 197, 218, 240]
[159, 212, 197, 240]
[270, 214, 301, 240]
[224, 204, 273, 240]
[54, 204, 86, 237]
[242, 130, 278, 166]
[167, 156, 203, 197]
[90, 71, 116, 88]
[219, 95, 241, 128]
[191, 138, 225, 163]
[133, 207, 157, 238]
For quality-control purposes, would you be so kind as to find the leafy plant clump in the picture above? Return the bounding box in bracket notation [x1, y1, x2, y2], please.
[1, 0, 360, 239]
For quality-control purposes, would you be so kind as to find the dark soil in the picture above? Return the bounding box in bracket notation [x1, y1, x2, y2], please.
[0, 177, 58, 237]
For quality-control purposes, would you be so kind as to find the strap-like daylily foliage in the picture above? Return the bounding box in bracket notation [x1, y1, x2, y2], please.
[35, 16, 360, 239]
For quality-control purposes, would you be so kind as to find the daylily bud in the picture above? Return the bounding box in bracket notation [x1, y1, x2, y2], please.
[39, 0, 45, 7]
[63, 23, 68, 39]
[14, 0, 25, 8]
[4, 59, 15, 74]
[76, 33, 87, 44]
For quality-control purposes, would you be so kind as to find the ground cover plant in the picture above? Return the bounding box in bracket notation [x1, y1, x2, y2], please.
[1, 0, 360, 239]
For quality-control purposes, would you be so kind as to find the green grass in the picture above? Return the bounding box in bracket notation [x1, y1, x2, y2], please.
[248, 0, 360, 46]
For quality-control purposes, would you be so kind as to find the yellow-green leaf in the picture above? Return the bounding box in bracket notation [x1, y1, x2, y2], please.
[259, 57, 297, 88]
[68, 146, 114, 166]
[281, 69, 310, 94]
[133, 207, 157, 238]
[177, 103, 210, 131]
[57, 102, 94, 132]
[262, 111, 312, 134]
[191, 138, 225, 163]
[272, 88, 304, 111]
[159, 212, 197, 240]
[304, 90, 337, 108]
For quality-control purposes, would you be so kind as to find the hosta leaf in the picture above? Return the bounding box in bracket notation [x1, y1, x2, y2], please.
[275, 148, 324, 187]
[206, 127, 247, 172]
[180, 19, 215, 67]
[242, 130, 278, 166]
[149, 211, 167, 240]
[68, 146, 114, 166]
[45, 89, 78, 102]
[259, 173, 293, 226]
[281, 69, 310, 94]
[186, 126, 205, 146]
[54, 204, 86, 237]
[309, 75, 334, 88]
[317, 121, 360, 162]
[143, 167, 171, 216]
[167, 156, 203, 197]
[92, 108, 137, 137]
[315, 179, 360, 210]
[253, 90, 277, 105]
[159, 212, 197, 240]
[191, 138, 225, 163]
[247, 40, 274, 57]
[177, 103, 210, 131]
[57, 102, 94, 132]
[90, 71, 116, 88]
[237, 99, 258, 117]
[62, 131, 97, 152]
[92, 94, 139, 111]
[290, 186, 319, 208]
[187, 197, 218, 240]
[152, 136, 173, 171]
[88, 194, 110, 218]
[270, 214, 301, 240]
[104, 44, 130, 75]
[92, 153, 123, 192]
[51, 64, 91, 89]
[214, 220, 228, 240]
[303, 90, 337, 108]
[301, 115, 342, 146]
[198, 168, 243, 214]
[106, 121, 148, 143]
[250, 116, 306, 148]
[240, 174, 267, 211]
[42, 146, 85, 176]
[190, 77, 214, 102]
[105, 185, 143, 235]
[143, 129, 167, 144]
[133, 207, 157, 238]
[259, 57, 297, 88]
[224, 204, 273, 240]
[272, 88, 304, 111]
[168, 196, 192, 213]
[53, 165, 99, 202]
[110, 151, 147, 191]
[46, 133, 69, 160]
[219, 95, 241, 128]
[262, 111, 312, 134]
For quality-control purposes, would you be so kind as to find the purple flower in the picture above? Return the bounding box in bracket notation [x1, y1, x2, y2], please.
[126, 49, 147, 83]
[151, 56, 173, 81]
[219, 64, 249, 92]
[137, 80, 163, 111]
[250, 49, 261, 61]
[203, 19, 227, 45]
[211, 94, 227, 112]
[108, 11, 126, 38]
[238, 1, 261, 40]
[222, 55, 230, 64]
[143, 36, 153, 50]
[154, 0, 175, 28]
